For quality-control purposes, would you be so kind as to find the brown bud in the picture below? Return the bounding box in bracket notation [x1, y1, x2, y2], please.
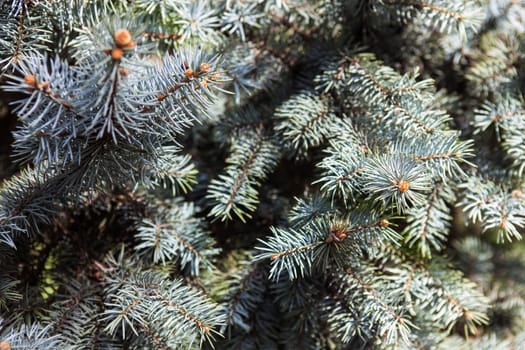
[24, 74, 36, 86]
[397, 180, 410, 193]
[199, 62, 211, 73]
[201, 79, 208, 89]
[37, 81, 50, 92]
[114, 29, 132, 48]
[0, 341, 10, 350]
[512, 190, 523, 199]
[202, 326, 211, 333]
[491, 114, 501, 122]
[119, 68, 129, 76]
[111, 48, 124, 60]
[380, 219, 390, 228]
[185, 68, 194, 78]
[116, 194, 126, 201]
[500, 221, 506, 229]
[330, 224, 348, 242]
[210, 72, 221, 81]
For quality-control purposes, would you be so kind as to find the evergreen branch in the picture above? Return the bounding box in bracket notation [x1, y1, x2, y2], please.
[382, 1, 464, 20]
[103, 261, 225, 349]
[475, 95, 525, 176]
[288, 195, 335, 228]
[256, 224, 327, 280]
[257, 214, 397, 280]
[221, 42, 286, 104]
[270, 241, 323, 263]
[0, 323, 63, 349]
[335, 53, 450, 135]
[137, 322, 170, 350]
[465, 34, 519, 97]
[361, 155, 433, 213]
[0, 1, 49, 72]
[142, 149, 198, 195]
[134, 200, 219, 275]
[0, 166, 57, 248]
[375, 246, 490, 335]
[12, 4, 25, 68]
[41, 278, 117, 349]
[315, 124, 368, 204]
[207, 129, 280, 222]
[403, 182, 455, 258]
[376, 0, 484, 40]
[3, 53, 87, 166]
[323, 292, 362, 345]
[214, 105, 265, 145]
[474, 95, 524, 141]
[173, 1, 221, 44]
[273, 276, 326, 349]
[459, 177, 525, 242]
[274, 90, 338, 157]
[332, 264, 416, 346]
[221, 2, 263, 41]
[0, 272, 21, 312]
[222, 259, 269, 333]
[416, 264, 490, 334]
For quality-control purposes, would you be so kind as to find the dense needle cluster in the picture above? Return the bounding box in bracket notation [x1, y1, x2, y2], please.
[1, 0, 525, 349]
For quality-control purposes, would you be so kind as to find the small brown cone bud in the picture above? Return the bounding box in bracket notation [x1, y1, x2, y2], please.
[380, 219, 390, 228]
[111, 48, 124, 60]
[330, 224, 348, 242]
[94, 271, 102, 280]
[397, 180, 410, 193]
[119, 68, 129, 76]
[24, 74, 36, 86]
[512, 190, 522, 199]
[114, 29, 132, 48]
[185, 68, 194, 78]
[0, 341, 11, 350]
[37, 81, 50, 92]
[199, 62, 211, 73]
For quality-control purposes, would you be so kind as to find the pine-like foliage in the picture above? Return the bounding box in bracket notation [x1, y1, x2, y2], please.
[1, 0, 525, 349]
